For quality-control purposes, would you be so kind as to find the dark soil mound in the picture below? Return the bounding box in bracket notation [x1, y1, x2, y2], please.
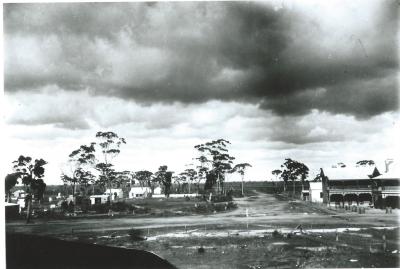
[6, 232, 176, 269]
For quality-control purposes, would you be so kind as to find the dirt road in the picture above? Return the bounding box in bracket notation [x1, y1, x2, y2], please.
[7, 192, 399, 236]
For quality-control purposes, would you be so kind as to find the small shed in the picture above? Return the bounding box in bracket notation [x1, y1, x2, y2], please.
[129, 187, 151, 198]
[90, 194, 110, 205]
[309, 182, 323, 203]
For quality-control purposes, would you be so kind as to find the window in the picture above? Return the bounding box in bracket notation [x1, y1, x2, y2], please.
[320, 192, 323, 198]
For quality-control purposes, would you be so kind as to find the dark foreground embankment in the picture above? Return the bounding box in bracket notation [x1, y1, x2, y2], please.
[6, 232, 177, 269]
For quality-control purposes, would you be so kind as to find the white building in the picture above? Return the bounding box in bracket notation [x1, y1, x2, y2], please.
[90, 194, 110, 205]
[129, 187, 151, 198]
[105, 188, 124, 201]
[309, 182, 323, 203]
[153, 186, 162, 195]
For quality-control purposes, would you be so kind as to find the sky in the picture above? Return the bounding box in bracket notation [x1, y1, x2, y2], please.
[2, 0, 399, 185]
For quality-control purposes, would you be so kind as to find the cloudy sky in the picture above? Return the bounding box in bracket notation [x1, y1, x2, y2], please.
[3, 0, 399, 185]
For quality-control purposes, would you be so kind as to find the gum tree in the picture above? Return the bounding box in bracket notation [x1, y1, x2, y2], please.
[164, 172, 173, 198]
[174, 175, 184, 194]
[180, 168, 197, 194]
[272, 169, 283, 191]
[194, 153, 210, 193]
[11, 155, 47, 223]
[195, 139, 235, 194]
[155, 165, 173, 197]
[94, 131, 126, 204]
[61, 143, 96, 208]
[134, 170, 155, 196]
[232, 163, 252, 196]
[115, 170, 135, 194]
[280, 158, 309, 197]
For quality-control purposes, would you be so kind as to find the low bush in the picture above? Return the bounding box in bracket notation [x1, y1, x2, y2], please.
[213, 203, 227, 212]
[227, 201, 237, 210]
[36, 209, 65, 220]
[90, 202, 111, 214]
[60, 201, 68, 212]
[194, 203, 212, 214]
[111, 201, 132, 212]
[213, 201, 237, 212]
[272, 230, 283, 238]
[128, 228, 146, 241]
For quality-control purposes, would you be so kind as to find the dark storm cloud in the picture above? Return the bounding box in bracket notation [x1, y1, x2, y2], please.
[261, 72, 398, 118]
[4, 1, 398, 118]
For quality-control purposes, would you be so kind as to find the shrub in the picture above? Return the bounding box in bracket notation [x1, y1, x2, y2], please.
[212, 201, 237, 212]
[68, 201, 74, 213]
[227, 201, 237, 210]
[36, 209, 65, 220]
[128, 228, 145, 241]
[111, 201, 131, 212]
[60, 201, 68, 212]
[213, 203, 226, 212]
[194, 203, 211, 214]
[272, 230, 283, 238]
[90, 203, 110, 214]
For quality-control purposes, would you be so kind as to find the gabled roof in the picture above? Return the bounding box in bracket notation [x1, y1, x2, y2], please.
[322, 165, 377, 180]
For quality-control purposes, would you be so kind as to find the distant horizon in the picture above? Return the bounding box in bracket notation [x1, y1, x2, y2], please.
[7, 157, 396, 187]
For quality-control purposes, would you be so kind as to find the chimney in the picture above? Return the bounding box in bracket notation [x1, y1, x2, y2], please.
[385, 159, 394, 173]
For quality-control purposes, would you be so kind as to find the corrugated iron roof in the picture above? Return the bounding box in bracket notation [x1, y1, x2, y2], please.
[322, 165, 376, 180]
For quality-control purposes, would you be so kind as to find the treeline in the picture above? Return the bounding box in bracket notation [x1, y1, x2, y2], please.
[5, 131, 253, 221]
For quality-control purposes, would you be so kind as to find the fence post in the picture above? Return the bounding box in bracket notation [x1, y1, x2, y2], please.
[382, 230, 387, 251]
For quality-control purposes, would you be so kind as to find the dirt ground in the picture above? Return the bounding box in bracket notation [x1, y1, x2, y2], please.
[6, 191, 400, 268]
